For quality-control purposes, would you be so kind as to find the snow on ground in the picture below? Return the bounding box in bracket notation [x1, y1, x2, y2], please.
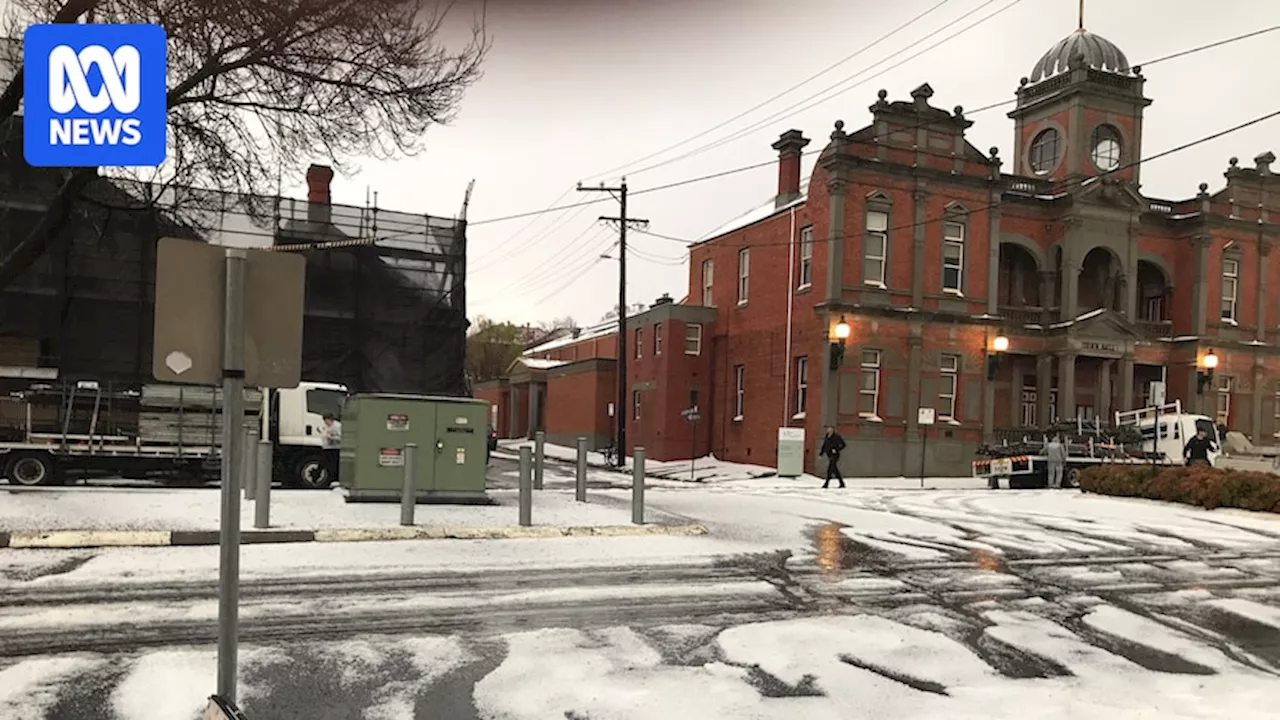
[0, 486, 682, 532]
[0, 655, 103, 719]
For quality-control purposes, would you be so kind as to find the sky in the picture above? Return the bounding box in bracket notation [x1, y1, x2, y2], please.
[281, 0, 1280, 327]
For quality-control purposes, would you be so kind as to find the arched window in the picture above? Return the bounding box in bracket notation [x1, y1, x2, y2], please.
[1030, 128, 1061, 175]
[1091, 125, 1122, 171]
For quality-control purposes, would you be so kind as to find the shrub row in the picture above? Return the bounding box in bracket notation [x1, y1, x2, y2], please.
[1077, 464, 1280, 513]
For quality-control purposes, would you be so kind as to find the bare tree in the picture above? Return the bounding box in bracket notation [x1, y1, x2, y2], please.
[0, 0, 488, 287]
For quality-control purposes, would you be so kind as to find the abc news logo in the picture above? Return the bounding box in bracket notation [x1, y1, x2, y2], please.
[48, 44, 144, 146]
[24, 23, 167, 168]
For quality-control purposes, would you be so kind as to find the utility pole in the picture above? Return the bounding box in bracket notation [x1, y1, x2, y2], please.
[577, 179, 647, 467]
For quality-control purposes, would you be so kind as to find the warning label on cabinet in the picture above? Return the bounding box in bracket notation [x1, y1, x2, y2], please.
[387, 414, 410, 431]
[378, 447, 405, 467]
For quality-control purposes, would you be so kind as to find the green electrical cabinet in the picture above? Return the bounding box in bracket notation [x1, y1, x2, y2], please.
[339, 394, 492, 504]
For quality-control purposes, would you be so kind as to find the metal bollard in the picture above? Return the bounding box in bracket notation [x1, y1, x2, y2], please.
[575, 437, 588, 503]
[534, 431, 545, 490]
[518, 446, 533, 527]
[254, 438, 272, 529]
[242, 427, 258, 500]
[400, 443, 418, 526]
[632, 447, 645, 525]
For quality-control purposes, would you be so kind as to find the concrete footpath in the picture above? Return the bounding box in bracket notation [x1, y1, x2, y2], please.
[0, 486, 707, 549]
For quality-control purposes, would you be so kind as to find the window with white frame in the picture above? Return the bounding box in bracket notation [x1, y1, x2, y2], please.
[633, 390, 641, 421]
[859, 350, 881, 419]
[865, 211, 888, 286]
[653, 323, 663, 356]
[942, 221, 965, 294]
[634, 327, 642, 359]
[684, 323, 702, 355]
[1221, 258, 1239, 323]
[734, 365, 745, 419]
[798, 226, 814, 289]
[701, 259, 714, 307]
[939, 354, 960, 420]
[1216, 376, 1233, 427]
[737, 248, 750, 304]
[794, 356, 808, 416]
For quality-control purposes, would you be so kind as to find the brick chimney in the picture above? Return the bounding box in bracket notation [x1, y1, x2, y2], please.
[306, 164, 334, 224]
[770, 129, 810, 208]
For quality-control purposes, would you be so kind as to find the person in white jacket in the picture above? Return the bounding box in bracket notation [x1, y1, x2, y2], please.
[1044, 435, 1067, 489]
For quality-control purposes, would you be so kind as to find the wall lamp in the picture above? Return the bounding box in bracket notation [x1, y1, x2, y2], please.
[829, 315, 851, 371]
[1197, 349, 1219, 394]
[986, 334, 1009, 381]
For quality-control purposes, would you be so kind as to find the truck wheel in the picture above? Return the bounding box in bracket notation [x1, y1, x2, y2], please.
[294, 456, 332, 490]
[6, 452, 56, 487]
[1065, 467, 1082, 488]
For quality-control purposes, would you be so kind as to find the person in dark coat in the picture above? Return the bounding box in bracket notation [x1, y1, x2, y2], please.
[819, 425, 846, 489]
[1183, 428, 1218, 467]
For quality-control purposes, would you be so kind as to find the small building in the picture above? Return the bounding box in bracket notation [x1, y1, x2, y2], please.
[488, 25, 1280, 473]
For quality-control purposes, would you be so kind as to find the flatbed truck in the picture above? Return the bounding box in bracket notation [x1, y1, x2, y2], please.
[973, 401, 1221, 489]
[0, 378, 348, 488]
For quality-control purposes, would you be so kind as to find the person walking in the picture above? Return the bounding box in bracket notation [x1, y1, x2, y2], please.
[1044, 434, 1067, 489]
[320, 412, 342, 483]
[1183, 427, 1218, 467]
[819, 425, 846, 489]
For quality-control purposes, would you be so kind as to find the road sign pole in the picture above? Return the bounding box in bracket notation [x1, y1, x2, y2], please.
[917, 407, 935, 490]
[216, 248, 247, 703]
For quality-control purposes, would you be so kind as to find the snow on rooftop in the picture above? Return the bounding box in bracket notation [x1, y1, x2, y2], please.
[697, 182, 809, 244]
[515, 358, 568, 370]
[524, 320, 617, 355]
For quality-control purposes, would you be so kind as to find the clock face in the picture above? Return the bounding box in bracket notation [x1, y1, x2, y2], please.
[1092, 137, 1121, 171]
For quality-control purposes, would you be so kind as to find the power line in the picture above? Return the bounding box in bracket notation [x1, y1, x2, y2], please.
[582, 0, 960, 184]
[621, 0, 1025, 179]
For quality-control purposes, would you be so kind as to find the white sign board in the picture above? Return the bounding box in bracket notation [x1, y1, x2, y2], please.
[917, 407, 936, 425]
[777, 426, 806, 478]
[1149, 381, 1166, 406]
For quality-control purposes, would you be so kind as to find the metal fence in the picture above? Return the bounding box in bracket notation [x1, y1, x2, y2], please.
[0, 163, 468, 397]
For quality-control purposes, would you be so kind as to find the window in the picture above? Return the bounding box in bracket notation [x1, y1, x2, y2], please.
[1020, 384, 1037, 427]
[1217, 376, 1233, 427]
[734, 365, 745, 419]
[859, 350, 881, 419]
[737, 248, 750, 304]
[684, 323, 702, 355]
[798, 226, 814, 289]
[1091, 125, 1122, 171]
[1221, 258, 1239, 323]
[653, 324, 663, 356]
[1030, 128, 1061, 175]
[865, 210, 888, 286]
[701, 259, 714, 307]
[633, 389, 641, 421]
[794, 356, 808, 416]
[942, 222, 964, 294]
[634, 327, 642, 359]
[939, 354, 959, 420]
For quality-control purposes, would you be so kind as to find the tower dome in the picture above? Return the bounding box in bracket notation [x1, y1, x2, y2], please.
[1028, 29, 1131, 83]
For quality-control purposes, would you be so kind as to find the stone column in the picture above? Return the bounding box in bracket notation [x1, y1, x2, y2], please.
[1191, 235, 1210, 335]
[982, 353, 996, 442]
[1058, 351, 1077, 421]
[987, 204, 1002, 316]
[905, 331, 923, 438]
[1036, 353, 1053, 427]
[1186, 360, 1203, 415]
[1039, 271, 1056, 325]
[1253, 362, 1265, 441]
[1257, 240, 1270, 343]
[527, 383, 542, 439]
[819, 335, 839, 429]
[509, 386, 521, 437]
[911, 188, 927, 307]
[1099, 359, 1114, 422]
[1119, 356, 1135, 413]
[825, 177, 847, 303]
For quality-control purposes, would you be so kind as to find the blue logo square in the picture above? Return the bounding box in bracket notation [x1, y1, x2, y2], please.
[23, 23, 167, 168]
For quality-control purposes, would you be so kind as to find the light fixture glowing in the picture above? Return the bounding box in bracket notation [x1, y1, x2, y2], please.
[834, 317, 851, 340]
[1202, 351, 1219, 370]
[992, 335, 1010, 353]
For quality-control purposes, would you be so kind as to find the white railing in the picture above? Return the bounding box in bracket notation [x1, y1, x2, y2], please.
[1115, 400, 1183, 426]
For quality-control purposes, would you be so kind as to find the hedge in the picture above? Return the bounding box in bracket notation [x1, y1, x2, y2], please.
[1077, 464, 1280, 513]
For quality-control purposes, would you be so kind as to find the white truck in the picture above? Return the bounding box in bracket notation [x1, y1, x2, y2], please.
[973, 401, 1221, 489]
[0, 379, 348, 488]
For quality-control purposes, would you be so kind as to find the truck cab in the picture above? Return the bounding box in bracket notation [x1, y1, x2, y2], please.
[266, 381, 349, 488]
[1115, 401, 1221, 467]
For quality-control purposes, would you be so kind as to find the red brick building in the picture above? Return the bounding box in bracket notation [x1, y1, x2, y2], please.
[482, 28, 1280, 475]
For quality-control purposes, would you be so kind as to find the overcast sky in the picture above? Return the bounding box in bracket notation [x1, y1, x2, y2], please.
[302, 0, 1280, 328]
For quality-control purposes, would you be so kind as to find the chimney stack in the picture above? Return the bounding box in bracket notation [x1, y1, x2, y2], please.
[306, 164, 334, 225]
[771, 130, 810, 208]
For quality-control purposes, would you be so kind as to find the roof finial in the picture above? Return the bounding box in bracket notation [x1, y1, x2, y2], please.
[1078, 0, 1085, 30]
